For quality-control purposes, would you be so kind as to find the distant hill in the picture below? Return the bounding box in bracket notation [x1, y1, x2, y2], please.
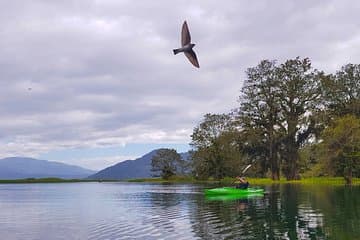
[88, 150, 190, 180]
[0, 157, 96, 179]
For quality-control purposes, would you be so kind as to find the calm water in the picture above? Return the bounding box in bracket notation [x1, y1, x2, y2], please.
[0, 183, 358, 240]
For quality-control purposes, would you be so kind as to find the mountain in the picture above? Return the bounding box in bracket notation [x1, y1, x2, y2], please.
[88, 150, 190, 180]
[0, 157, 96, 179]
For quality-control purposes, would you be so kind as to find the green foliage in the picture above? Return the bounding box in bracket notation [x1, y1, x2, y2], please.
[236, 60, 282, 179]
[151, 148, 183, 180]
[189, 58, 360, 183]
[191, 113, 235, 149]
[319, 115, 360, 184]
[299, 144, 325, 177]
[276, 57, 324, 180]
[322, 64, 360, 117]
[191, 113, 243, 180]
[235, 57, 323, 180]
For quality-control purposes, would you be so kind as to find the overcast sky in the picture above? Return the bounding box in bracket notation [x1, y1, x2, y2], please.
[1, 0, 360, 170]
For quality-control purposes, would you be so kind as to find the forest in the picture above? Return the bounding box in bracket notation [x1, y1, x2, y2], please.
[153, 57, 360, 184]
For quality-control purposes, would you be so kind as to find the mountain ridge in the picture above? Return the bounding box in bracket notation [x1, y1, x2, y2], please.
[88, 149, 190, 180]
[0, 157, 96, 179]
[0, 149, 190, 180]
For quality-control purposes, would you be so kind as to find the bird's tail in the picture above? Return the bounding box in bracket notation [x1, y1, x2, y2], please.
[173, 49, 180, 55]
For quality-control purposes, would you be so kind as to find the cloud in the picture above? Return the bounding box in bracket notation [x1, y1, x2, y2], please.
[1, 0, 360, 166]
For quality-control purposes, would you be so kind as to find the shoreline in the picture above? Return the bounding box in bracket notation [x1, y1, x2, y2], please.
[128, 177, 360, 186]
[1, 177, 358, 185]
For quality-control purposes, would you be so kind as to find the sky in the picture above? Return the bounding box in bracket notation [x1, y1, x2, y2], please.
[1, 0, 360, 170]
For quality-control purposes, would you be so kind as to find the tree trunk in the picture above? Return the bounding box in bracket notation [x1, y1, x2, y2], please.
[284, 119, 300, 180]
[271, 168, 280, 181]
[285, 160, 299, 180]
[284, 142, 300, 180]
[269, 131, 280, 180]
[344, 167, 352, 185]
[270, 156, 280, 180]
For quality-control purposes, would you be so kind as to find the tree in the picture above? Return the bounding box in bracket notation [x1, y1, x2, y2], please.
[236, 58, 324, 180]
[151, 148, 182, 180]
[320, 115, 360, 184]
[191, 113, 241, 179]
[322, 63, 360, 118]
[236, 60, 282, 180]
[276, 57, 323, 180]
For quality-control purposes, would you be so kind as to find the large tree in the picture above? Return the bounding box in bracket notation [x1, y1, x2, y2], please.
[236, 60, 282, 180]
[276, 57, 323, 180]
[151, 148, 182, 180]
[236, 58, 323, 180]
[190, 113, 241, 179]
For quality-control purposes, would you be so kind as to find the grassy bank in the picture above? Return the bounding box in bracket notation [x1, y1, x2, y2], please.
[230, 177, 360, 186]
[1, 176, 359, 185]
[128, 176, 360, 186]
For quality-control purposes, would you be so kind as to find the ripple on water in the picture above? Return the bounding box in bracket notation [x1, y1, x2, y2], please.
[0, 183, 359, 239]
[88, 194, 199, 240]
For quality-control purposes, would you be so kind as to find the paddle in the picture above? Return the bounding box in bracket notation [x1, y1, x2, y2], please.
[241, 164, 252, 175]
[232, 162, 254, 185]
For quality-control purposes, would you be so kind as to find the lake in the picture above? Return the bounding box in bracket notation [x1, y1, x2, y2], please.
[0, 182, 358, 240]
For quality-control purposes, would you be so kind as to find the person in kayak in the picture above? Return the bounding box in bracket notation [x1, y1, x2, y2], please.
[236, 176, 249, 189]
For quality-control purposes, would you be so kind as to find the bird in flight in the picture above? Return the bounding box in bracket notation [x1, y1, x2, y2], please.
[173, 21, 200, 68]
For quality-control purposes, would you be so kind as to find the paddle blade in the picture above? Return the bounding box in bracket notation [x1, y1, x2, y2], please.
[242, 164, 252, 174]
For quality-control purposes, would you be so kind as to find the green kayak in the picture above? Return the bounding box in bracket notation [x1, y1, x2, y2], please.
[205, 187, 264, 196]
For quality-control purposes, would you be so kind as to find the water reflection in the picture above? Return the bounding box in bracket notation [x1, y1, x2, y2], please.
[205, 193, 264, 202]
[0, 183, 358, 239]
[309, 185, 360, 240]
[188, 184, 358, 239]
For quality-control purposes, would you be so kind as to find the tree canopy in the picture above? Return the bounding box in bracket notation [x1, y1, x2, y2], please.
[151, 148, 183, 180]
[319, 115, 360, 184]
[186, 57, 360, 183]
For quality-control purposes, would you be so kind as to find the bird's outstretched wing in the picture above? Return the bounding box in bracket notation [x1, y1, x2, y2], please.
[185, 49, 200, 68]
[181, 21, 191, 46]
